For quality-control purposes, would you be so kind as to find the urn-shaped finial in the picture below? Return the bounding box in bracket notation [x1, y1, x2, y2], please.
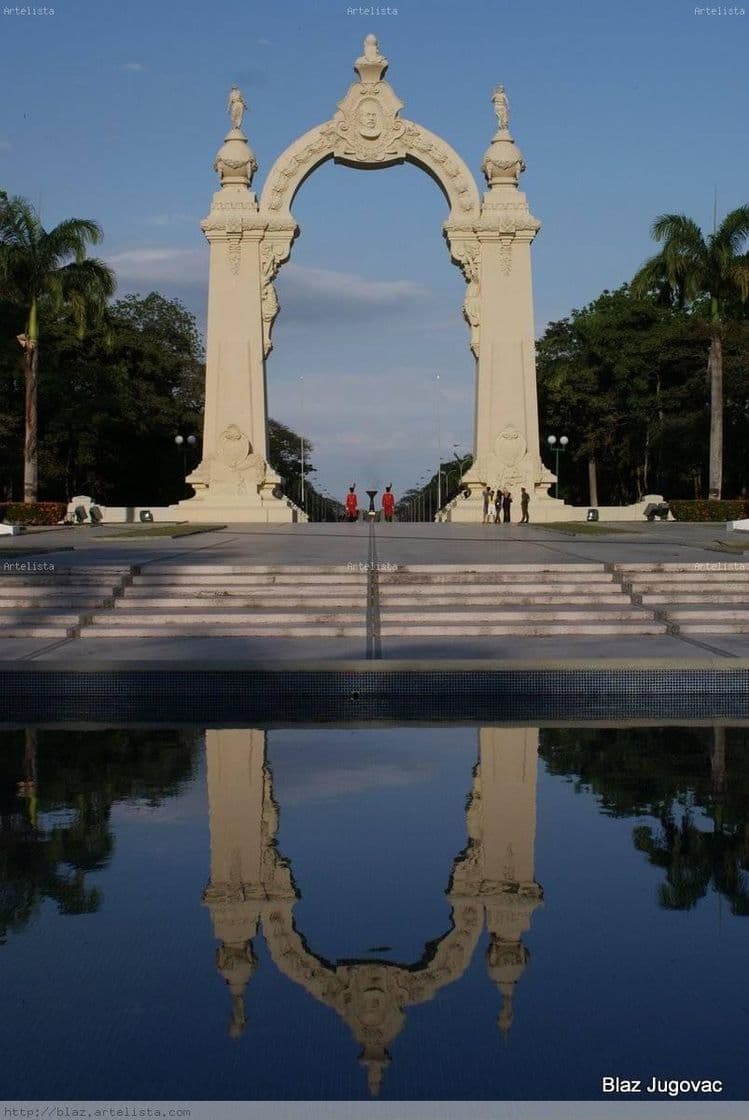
[354, 33, 389, 83]
[481, 85, 526, 187]
[214, 87, 258, 186]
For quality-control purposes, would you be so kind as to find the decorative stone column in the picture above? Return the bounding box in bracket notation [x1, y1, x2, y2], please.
[450, 727, 543, 1035]
[448, 88, 564, 522]
[171, 94, 298, 523]
[202, 729, 295, 1037]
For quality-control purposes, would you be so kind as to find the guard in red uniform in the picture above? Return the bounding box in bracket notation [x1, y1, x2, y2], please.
[345, 485, 358, 522]
[382, 485, 395, 522]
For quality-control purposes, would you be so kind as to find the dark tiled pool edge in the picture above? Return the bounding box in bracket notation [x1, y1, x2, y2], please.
[0, 660, 748, 723]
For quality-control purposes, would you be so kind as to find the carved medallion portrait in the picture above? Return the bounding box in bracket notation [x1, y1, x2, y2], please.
[357, 97, 384, 140]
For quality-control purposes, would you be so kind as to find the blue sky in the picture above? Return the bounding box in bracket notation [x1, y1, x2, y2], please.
[2, 0, 748, 497]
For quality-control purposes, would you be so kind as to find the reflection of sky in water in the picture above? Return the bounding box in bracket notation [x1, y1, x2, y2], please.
[0, 725, 746, 1103]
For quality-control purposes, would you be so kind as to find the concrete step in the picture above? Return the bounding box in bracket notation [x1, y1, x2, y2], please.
[130, 574, 368, 587]
[90, 611, 365, 625]
[115, 594, 367, 608]
[137, 564, 365, 575]
[389, 563, 608, 573]
[79, 625, 367, 638]
[615, 562, 749, 572]
[0, 595, 111, 607]
[380, 581, 621, 596]
[629, 582, 749, 594]
[378, 609, 655, 622]
[376, 568, 609, 586]
[625, 571, 749, 583]
[2, 627, 73, 638]
[667, 609, 749, 621]
[678, 622, 749, 634]
[0, 612, 84, 624]
[640, 593, 749, 605]
[99, 608, 649, 626]
[0, 574, 126, 585]
[379, 622, 668, 636]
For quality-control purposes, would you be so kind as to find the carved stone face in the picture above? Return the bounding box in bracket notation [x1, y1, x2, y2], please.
[357, 98, 383, 140]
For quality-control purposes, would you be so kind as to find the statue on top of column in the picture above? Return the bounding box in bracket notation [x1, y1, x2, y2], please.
[492, 85, 510, 132]
[227, 86, 248, 130]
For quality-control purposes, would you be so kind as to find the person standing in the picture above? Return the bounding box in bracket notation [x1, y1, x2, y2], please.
[494, 489, 503, 525]
[345, 485, 359, 523]
[382, 485, 395, 522]
[520, 487, 530, 524]
[502, 490, 513, 523]
[482, 486, 491, 524]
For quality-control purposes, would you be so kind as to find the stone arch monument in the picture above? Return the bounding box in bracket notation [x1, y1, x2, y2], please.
[175, 35, 559, 522]
[202, 726, 543, 1095]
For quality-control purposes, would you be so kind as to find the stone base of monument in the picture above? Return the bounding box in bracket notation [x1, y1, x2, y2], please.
[167, 487, 306, 524]
[443, 488, 668, 524]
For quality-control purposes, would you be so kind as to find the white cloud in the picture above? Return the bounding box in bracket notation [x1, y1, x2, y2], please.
[0, 139, 12, 152]
[257, 37, 272, 46]
[105, 252, 433, 314]
[142, 212, 197, 228]
[281, 263, 431, 309]
[106, 246, 207, 284]
[121, 62, 145, 71]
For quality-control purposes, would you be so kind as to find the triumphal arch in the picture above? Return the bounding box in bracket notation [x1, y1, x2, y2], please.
[175, 35, 557, 522]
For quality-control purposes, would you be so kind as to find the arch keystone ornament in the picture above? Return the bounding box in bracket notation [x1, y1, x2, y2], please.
[173, 37, 564, 522]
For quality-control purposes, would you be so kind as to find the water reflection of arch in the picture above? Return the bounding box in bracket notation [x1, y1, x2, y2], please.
[202, 727, 542, 1095]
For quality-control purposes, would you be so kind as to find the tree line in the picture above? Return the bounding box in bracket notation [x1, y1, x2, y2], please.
[1, 191, 747, 508]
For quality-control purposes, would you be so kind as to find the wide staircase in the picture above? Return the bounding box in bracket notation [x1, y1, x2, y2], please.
[2, 561, 746, 642]
[615, 562, 749, 636]
[376, 564, 666, 637]
[0, 567, 131, 639]
[78, 565, 369, 638]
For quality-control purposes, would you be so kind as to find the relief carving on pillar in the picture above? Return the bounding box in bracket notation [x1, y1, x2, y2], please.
[227, 238, 241, 275]
[452, 240, 481, 357]
[260, 241, 292, 356]
[498, 238, 512, 277]
[192, 424, 267, 500]
[473, 426, 540, 495]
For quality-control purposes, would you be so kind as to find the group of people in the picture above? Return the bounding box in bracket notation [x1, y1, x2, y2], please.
[340, 482, 530, 524]
[483, 485, 530, 524]
[345, 485, 396, 522]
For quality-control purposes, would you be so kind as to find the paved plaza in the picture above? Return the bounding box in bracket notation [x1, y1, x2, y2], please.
[1, 520, 747, 667]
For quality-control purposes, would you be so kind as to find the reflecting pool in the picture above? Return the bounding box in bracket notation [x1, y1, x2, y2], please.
[0, 724, 747, 1101]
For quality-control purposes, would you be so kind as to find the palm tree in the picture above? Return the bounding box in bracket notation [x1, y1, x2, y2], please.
[0, 195, 115, 502]
[632, 207, 749, 499]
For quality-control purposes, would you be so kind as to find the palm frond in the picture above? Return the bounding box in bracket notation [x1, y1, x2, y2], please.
[40, 218, 103, 268]
[0, 195, 42, 252]
[714, 204, 749, 256]
[728, 254, 749, 302]
[50, 257, 116, 334]
[651, 213, 705, 251]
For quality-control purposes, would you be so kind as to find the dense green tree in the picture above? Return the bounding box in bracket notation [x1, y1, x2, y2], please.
[0, 291, 205, 504]
[0, 728, 199, 944]
[540, 725, 749, 915]
[631, 207, 749, 499]
[536, 286, 749, 504]
[0, 195, 115, 501]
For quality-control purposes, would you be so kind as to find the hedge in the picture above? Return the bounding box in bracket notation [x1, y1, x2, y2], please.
[669, 499, 749, 522]
[0, 502, 68, 526]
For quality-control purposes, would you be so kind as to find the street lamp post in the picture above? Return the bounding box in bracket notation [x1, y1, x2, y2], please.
[436, 373, 443, 514]
[547, 435, 569, 499]
[174, 434, 197, 477]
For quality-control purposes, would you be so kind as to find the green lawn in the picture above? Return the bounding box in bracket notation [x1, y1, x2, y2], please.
[99, 524, 226, 539]
[537, 522, 637, 536]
